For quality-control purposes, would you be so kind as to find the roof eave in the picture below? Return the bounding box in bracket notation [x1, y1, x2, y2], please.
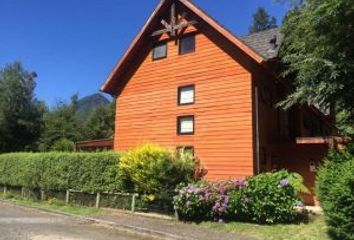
[101, 0, 265, 94]
[100, 0, 169, 94]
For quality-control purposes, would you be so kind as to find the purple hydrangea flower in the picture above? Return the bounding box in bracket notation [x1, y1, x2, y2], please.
[295, 201, 305, 207]
[280, 179, 289, 187]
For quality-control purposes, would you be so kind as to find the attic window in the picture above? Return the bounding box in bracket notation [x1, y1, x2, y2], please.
[179, 35, 195, 55]
[153, 42, 167, 60]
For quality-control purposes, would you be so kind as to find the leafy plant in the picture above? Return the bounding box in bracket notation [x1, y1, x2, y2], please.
[174, 181, 217, 221]
[279, 0, 354, 124]
[174, 170, 303, 224]
[119, 143, 198, 199]
[0, 62, 45, 152]
[316, 145, 354, 240]
[241, 170, 300, 224]
[249, 7, 277, 33]
[50, 138, 74, 152]
[0, 152, 121, 193]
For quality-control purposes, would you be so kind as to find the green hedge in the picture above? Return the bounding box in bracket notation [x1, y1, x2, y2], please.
[316, 144, 354, 240]
[0, 152, 121, 192]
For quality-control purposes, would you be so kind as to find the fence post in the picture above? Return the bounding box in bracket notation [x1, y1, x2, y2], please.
[131, 194, 136, 213]
[95, 192, 101, 208]
[3, 186, 7, 195]
[21, 187, 25, 199]
[40, 190, 46, 201]
[65, 190, 70, 204]
[174, 209, 179, 221]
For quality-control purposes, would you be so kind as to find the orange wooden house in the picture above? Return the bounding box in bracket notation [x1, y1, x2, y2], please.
[101, 0, 346, 204]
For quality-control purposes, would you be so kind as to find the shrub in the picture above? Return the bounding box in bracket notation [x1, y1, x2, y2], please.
[50, 138, 74, 152]
[173, 181, 216, 221]
[174, 170, 303, 224]
[0, 152, 121, 192]
[316, 145, 354, 240]
[119, 143, 198, 199]
[240, 170, 300, 224]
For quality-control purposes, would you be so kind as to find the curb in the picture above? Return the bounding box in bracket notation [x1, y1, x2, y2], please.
[0, 200, 190, 240]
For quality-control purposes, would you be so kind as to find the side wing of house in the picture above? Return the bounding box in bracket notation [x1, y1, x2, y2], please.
[105, 1, 262, 180]
[252, 62, 336, 204]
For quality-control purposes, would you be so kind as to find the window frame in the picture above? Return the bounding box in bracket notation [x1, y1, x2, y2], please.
[176, 146, 195, 157]
[152, 42, 168, 61]
[179, 35, 196, 55]
[177, 115, 195, 135]
[177, 84, 195, 106]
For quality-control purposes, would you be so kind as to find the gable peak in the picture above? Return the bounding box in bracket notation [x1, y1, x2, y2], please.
[152, 0, 198, 37]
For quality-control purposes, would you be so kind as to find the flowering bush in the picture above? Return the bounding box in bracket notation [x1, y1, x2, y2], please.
[173, 181, 216, 221]
[174, 170, 304, 224]
[239, 170, 300, 224]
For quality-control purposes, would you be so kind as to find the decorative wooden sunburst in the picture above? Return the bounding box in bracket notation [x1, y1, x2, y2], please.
[152, 3, 197, 37]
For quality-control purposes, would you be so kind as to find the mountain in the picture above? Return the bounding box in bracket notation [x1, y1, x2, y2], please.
[75, 93, 110, 121]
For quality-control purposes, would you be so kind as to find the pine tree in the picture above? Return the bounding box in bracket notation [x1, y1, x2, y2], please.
[249, 7, 278, 33]
[0, 62, 45, 152]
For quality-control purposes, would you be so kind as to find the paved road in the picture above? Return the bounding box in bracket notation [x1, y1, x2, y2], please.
[0, 201, 150, 240]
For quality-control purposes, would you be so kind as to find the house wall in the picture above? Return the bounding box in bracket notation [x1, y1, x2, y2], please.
[253, 65, 330, 205]
[113, 26, 255, 180]
[273, 144, 329, 205]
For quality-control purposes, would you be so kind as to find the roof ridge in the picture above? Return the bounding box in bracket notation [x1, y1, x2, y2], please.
[240, 27, 281, 39]
[101, 0, 267, 94]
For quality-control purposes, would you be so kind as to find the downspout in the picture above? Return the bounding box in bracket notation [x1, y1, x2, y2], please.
[255, 86, 261, 174]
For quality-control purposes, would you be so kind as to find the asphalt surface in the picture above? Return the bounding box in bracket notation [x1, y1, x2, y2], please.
[0, 201, 150, 240]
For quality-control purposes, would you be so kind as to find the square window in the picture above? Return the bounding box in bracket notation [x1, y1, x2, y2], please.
[179, 35, 195, 55]
[177, 116, 194, 135]
[178, 85, 195, 105]
[153, 42, 167, 60]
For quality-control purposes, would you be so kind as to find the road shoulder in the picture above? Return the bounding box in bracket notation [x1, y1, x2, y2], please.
[0, 200, 255, 240]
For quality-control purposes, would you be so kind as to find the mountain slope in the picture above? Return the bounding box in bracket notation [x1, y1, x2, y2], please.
[75, 93, 110, 121]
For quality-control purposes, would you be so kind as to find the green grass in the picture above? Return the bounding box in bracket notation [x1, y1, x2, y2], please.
[199, 215, 330, 240]
[0, 193, 104, 216]
[0, 193, 330, 240]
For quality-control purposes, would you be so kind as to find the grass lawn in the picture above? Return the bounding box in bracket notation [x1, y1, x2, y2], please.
[0, 193, 104, 216]
[199, 214, 330, 240]
[1, 193, 330, 240]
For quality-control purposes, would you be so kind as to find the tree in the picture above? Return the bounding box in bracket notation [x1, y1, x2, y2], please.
[82, 101, 115, 140]
[249, 7, 277, 33]
[38, 96, 83, 151]
[279, 0, 354, 132]
[274, 0, 304, 7]
[0, 62, 45, 152]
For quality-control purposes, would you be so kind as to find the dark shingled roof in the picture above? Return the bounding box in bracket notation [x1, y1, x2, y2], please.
[240, 28, 283, 60]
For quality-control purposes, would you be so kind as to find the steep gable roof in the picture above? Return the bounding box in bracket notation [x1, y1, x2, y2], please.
[240, 28, 282, 60]
[101, 0, 269, 95]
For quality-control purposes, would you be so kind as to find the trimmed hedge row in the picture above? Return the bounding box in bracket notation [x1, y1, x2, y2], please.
[0, 152, 121, 192]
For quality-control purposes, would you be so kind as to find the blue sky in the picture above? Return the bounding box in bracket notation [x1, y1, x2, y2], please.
[0, 0, 289, 106]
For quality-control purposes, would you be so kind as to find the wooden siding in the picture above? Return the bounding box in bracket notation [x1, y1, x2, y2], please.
[114, 27, 254, 180]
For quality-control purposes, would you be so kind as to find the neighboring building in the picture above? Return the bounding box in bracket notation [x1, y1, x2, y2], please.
[101, 0, 345, 204]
